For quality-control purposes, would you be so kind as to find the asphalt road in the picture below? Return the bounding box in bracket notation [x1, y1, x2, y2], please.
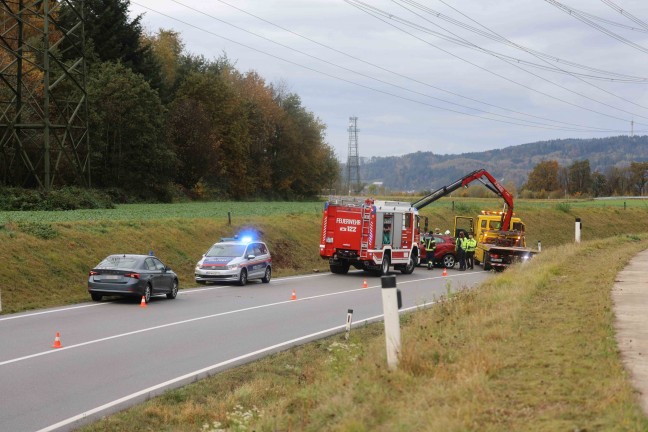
[0, 267, 491, 432]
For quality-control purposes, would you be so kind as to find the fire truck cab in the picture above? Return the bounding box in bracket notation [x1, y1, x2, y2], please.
[320, 197, 421, 275]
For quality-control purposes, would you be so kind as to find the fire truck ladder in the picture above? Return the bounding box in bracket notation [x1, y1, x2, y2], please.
[360, 205, 371, 258]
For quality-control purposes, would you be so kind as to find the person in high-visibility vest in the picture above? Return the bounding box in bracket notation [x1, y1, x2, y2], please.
[465, 232, 477, 270]
[424, 235, 436, 270]
[456, 231, 467, 270]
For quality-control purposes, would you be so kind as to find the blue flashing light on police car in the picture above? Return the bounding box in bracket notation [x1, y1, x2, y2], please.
[195, 237, 272, 286]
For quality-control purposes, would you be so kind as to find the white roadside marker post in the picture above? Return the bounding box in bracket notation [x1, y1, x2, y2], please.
[537, 240, 542, 253]
[575, 217, 582, 243]
[381, 275, 402, 371]
[345, 309, 353, 340]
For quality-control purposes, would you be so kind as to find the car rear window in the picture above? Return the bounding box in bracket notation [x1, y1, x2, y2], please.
[206, 244, 246, 257]
[97, 256, 140, 269]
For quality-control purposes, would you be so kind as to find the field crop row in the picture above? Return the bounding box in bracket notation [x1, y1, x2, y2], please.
[0, 201, 325, 223]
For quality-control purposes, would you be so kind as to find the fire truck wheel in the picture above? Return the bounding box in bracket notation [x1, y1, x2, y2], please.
[400, 256, 415, 274]
[380, 255, 390, 275]
[330, 262, 350, 274]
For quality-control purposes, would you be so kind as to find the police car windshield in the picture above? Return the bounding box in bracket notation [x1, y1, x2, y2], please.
[206, 244, 247, 257]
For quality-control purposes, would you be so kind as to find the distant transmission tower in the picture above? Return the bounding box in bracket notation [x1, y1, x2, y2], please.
[346, 116, 361, 195]
[0, 0, 90, 189]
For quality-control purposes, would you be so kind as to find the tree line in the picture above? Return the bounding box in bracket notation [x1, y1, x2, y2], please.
[521, 160, 648, 198]
[1, 0, 339, 201]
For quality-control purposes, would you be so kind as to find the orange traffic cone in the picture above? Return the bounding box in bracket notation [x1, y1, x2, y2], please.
[442, 267, 447, 277]
[51, 332, 62, 349]
[362, 279, 368, 288]
[140, 296, 147, 308]
[291, 290, 297, 301]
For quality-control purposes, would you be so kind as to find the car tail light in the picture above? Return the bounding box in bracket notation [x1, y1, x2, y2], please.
[124, 273, 140, 279]
[89, 270, 99, 276]
[491, 254, 500, 259]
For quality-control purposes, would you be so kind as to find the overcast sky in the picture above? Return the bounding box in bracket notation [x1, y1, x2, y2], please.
[129, 0, 648, 161]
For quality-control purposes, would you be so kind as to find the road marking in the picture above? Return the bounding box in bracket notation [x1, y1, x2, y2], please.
[0, 303, 108, 322]
[0, 274, 333, 322]
[0, 271, 479, 367]
[0, 285, 385, 367]
[35, 302, 430, 432]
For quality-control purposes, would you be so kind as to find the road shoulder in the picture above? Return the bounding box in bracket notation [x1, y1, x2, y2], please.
[613, 249, 648, 415]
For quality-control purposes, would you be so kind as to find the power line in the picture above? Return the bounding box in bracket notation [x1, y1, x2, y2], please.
[205, 0, 632, 129]
[347, 0, 648, 125]
[133, 1, 629, 133]
[600, 0, 648, 31]
[415, 0, 648, 111]
[207, 0, 623, 132]
[545, 0, 648, 55]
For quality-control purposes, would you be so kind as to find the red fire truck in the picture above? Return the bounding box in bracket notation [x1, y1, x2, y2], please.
[319, 169, 534, 275]
[319, 197, 422, 275]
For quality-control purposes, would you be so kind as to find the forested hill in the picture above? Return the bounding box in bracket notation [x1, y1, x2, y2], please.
[359, 135, 648, 191]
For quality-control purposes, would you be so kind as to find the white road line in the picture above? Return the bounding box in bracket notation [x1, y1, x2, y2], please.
[0, 303, 108, 322]
[35, 303, 429, 432]
[0, 285, 376, 367]
[0, 272, 474, 367]
[0, 274, 334, 322]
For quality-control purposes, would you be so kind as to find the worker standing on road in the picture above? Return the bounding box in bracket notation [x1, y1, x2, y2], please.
[465, 232, 477, 270]
[456, 231, 467, 271]
[425, 235, 436, 270]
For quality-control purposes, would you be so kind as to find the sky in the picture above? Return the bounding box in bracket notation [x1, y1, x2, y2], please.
[129, 0, 648, 161]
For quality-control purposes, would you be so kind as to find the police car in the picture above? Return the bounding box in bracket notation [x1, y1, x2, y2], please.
[195, 237, 272, 286]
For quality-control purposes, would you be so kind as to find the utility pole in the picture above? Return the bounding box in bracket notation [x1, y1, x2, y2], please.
[0, 0, 90, 189]
[631, 120, 634, 137]
[346, 116, 361, 195]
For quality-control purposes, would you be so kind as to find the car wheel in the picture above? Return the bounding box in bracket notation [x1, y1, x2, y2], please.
[381, 254, 390, 276]
[262, 267, 272, 283]
[484, 253, 492, 271]
[90, 293, 102, 302]
[442, 254, 456, 269]
[400, 255, 415, 274]
[167, 279, 178, 299]
[238, 269, 248, 286]
[144, 284, 152, 303]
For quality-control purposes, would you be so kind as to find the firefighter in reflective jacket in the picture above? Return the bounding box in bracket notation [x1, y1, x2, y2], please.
[424, 235, 436, 270]
[465, 232, 477, 270]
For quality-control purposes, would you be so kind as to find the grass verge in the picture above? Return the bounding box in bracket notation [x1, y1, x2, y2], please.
[80, 234, 648, 431]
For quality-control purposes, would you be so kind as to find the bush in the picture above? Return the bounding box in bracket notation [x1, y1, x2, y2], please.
[17, 222, 59, 239]
[0, 187, 114, 210]
[555, 202, 571, 213]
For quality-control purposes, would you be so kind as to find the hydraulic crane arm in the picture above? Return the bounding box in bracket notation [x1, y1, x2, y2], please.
[411, 169, 514, 229]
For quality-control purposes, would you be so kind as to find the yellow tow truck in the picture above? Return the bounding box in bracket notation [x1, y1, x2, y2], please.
[455, 211, 536, 271]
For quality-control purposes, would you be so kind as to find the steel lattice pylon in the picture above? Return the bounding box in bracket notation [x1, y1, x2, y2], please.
[0, 0, 89, 189]
[346, 116, 360, 195]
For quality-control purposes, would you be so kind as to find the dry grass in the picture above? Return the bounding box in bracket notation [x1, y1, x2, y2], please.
[80, 234, 648, 432]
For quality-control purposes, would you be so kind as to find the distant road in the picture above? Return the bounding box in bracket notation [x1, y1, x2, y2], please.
[0, 268, 490, 432]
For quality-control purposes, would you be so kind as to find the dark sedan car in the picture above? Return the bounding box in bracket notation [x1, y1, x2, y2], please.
[88, 254, 179, 303]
